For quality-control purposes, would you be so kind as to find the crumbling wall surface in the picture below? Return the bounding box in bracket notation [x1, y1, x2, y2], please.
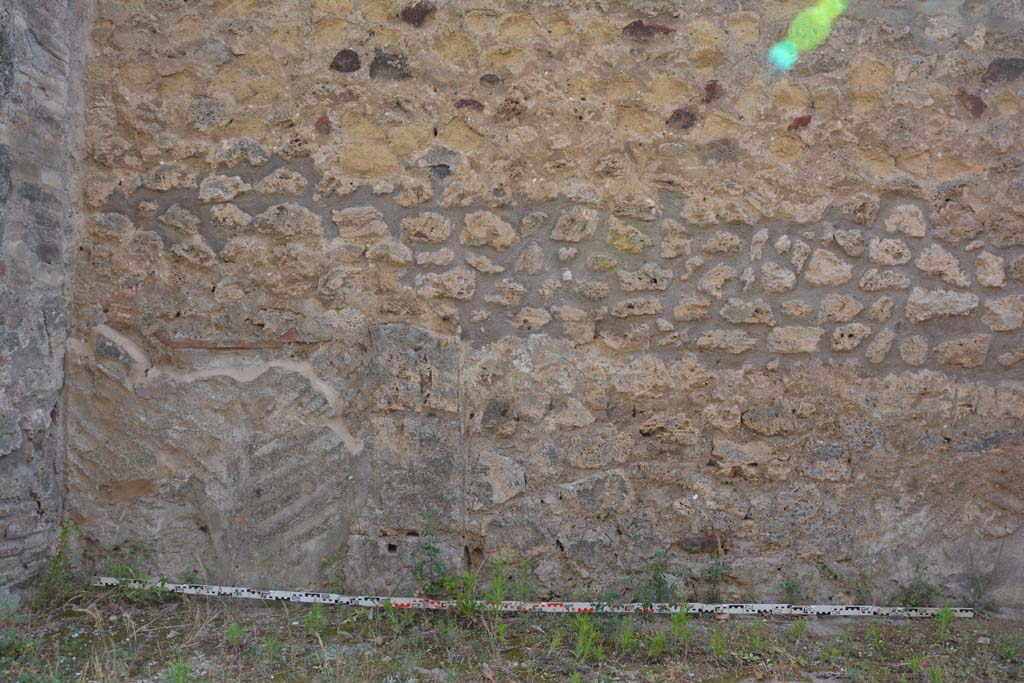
[69, 0, 1024, 608]
[0, 0, 87, 596]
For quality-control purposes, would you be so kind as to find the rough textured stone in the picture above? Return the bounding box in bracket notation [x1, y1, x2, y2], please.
[982, 295, 1024, 331]
[915, 244, 969, 287]
[905, 288, 979, 322]
[767, 327, 824, 354]
[934, 335, 991, 368]
[461, 211, 517, 250]
[803, 249, 852, 286]
[49, 0, 1024, 613]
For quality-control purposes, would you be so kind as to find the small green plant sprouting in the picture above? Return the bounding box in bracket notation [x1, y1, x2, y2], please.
[820, 643, 842, 665]
[305, 603, 326, 636]
[411, 512, 448, 598]
[710, 629, 727, 662]
[780, 577, 803, 604]
[572, 614, 604, 663]
[636, 551, 676, 605]
[908, 654, 924, 673]
[496, 621, 508, 646]
[37, 522, 76, 604]
[961, 541, 1003, 615]
[225, 622, 243, 647]
[166, 656, 197, 683]
[617, 617, 637, 652]
[669, 609, 693, 649]
[569, 672, 583, 683]
[701, 556, 729, 603]
[894, 574, 940, 608]
[486, 559, 509, 606]
[548, 626, 564, 655]
[647, 632, 666, 658]
[512, 560, 535, 602]
[111, 563, 170, 604]
[996, 633, 1021, 662]
[384, 599, 414, 634]
[935, 605, 954, 642]
[789, 617, 807, 643]
[261, 636, 281, 664]
[928, 665, 945, 683]
[867, 624, 883, 654]
[456, 571, 478, 616]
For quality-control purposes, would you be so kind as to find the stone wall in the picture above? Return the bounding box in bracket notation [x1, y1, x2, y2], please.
[0, 0, 87, 597]
[68, 1, 1024, 608]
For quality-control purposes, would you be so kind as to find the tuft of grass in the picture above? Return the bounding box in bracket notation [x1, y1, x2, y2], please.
[511, 560, 535, 602]
[710, 629, 727, 662]
[617, 617, 637, 653]
[547, 626, 563, 656]
[571, 614, 603, 663]
[37, 523, 77, 605]
[700, 556, 729, 603]
[647, 632, 665, 659]
[455, 571, 478, 616]
[670, 609, 693, 649]
[304, 603, 326, 636]
[411, 511, 448, 598]
[224, 622, 243, 647]
[260, 635, 281, 664]
[485, 559, 509, 605]
[789, 617, 807, 643]
[996, 633, 1021, 662]
[780, 577, 803, 604]
[935, 605, 954, 642]
[166, 656, 200, 683]
[635, 551, 676, 605]
[894, 574, 941, 608]
[960, 541, 1003, 616]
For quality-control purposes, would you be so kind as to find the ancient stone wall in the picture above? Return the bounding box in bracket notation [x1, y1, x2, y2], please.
[0, 0, 87, 597]
[68, 1, 1024, 608]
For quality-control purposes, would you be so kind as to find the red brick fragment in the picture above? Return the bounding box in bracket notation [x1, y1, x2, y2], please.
[702, 80, 724, 103]
[956, 87, 986, 118]
[622, 20, 674, 40]
[788, 114, 812, 131]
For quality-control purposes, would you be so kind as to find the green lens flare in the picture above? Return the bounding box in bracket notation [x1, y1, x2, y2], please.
[769, 0, 849, 72]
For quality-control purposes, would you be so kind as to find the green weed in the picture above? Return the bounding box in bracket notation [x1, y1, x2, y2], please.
[260, 636, 281, 664]
[780, 577, 803, 604]
[571, 614, 604, 663]
[636, 551, 676, 604]
[548, 626, 564, 655]
[617, 617, 637, 652]
[485, 559, 509, 605]
[647, 632, 665, 659]
[456, 571, 478, 616]
[569, 672, 583, 683]
[929, 664, 944, 683]
[935, 605, 954, 642]
[700, 556, 729, 603]
[996, 633, 1021, 662]
[710, 629, 727, 662]
[511, 560, 535, 602]
[412, 512, 448, 598]
[305, 603, 326, 636]
[894, 574, 940, 608]
[789, 617, 807, 643]
[166, 656, 200, 683]
[669, 609, 693, 648]
[225, 622, 243, 647]
[37, 523, 76, 604]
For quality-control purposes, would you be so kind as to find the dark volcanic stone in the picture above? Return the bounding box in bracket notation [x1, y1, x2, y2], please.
[666, 108, 697, 129]
[369, 49, 411, 80]
[455, 98, 484, 111]
[400, 1, 435, 27]
[330, 49, 361, 73]
[480, 73, 502, 85]
[622, 19, 674, 40]
[982, 57, 1024, 83]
